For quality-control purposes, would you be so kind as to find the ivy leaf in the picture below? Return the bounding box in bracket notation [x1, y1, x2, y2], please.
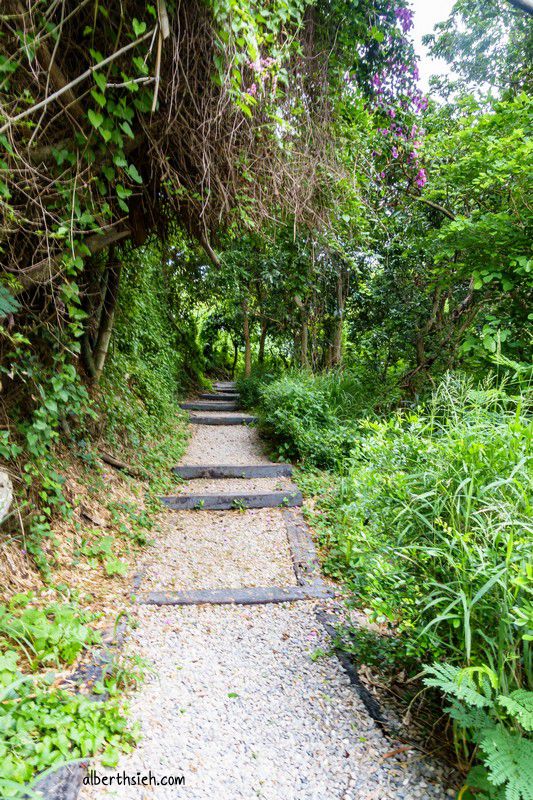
[116, 184, 132, 200]
[132, 18, 147, 36]
[126, 164, 142, 184]
[93, 72, 106, 92]
[113, 152, 128, 168]
[120, 121, 135, 139]
[90, 89, 106, 108]
[88, 109, 103, 129]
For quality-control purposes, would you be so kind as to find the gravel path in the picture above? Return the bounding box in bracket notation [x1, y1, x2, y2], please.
[169, 477, 294, 495]
[80, 412, 451, 800]
[140, 509, 297, 591]
[181, 425, 270, 465]
[80, 605, 450, 800]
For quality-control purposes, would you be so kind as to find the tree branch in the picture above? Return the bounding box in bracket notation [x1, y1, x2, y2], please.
[0, 29, 155, 134]
[409, 192, 456, 221]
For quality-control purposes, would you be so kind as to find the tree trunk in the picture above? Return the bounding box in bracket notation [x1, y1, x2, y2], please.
[231, 340, 239, 377]
[242, 299, 252, 377]
[331, 268, 347, 367]
[258, 320, 267, 364]
[93, 256, 122, 383]
[300, 318, 309, 368]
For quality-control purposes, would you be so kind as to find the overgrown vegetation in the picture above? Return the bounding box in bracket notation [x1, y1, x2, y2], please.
[243, 369, 532, 797]
[0, 0, 531, 796]
[0, 593, 139, 798]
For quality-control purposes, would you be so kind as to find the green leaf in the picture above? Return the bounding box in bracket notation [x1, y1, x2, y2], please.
[87, 109, 103, 129]
[120, 121, 134, 139]
[90, 90, 106, 108]
[132, 18, 147, 36]
[125, 164, 142, 184]
[93, 72, 106, 92]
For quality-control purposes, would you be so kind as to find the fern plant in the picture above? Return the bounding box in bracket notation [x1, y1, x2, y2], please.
[424, 663, 533, 800]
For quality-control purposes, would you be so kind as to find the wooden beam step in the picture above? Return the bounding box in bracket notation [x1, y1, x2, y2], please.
[189, 415, 256, 425]
[160, 490, 303, 510]
[173, 464, 293, 479]
[199, 392, 239, 400]
[181, 401, 238, 411]
[139, 584, 333, 606]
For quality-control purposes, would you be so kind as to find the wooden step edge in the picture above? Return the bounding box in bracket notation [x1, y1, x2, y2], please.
[181, 402, 239, 411]
[138, 584, 334, 606]
[159, 490, 303, 510]
[199, 393, 240, 400]
[172, 464, 293, 479]
[188, 415, 257, 425]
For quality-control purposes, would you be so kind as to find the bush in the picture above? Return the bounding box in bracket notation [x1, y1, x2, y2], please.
[256, 369, 532, 796]
[251, 368, 390, 469]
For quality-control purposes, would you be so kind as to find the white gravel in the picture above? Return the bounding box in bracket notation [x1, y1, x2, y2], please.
[140, 509, 297, 590]
[80, 604, 449, 800]
[169, 477, 294, 495]
[180, 425, 270, 465]
[79, 407, 451, 800]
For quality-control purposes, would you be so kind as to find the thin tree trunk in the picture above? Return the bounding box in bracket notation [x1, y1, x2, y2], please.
[93, 256, 122, 383]
[300, 318, 309, 368]
[258, 320, 267, 364]
[331, 268, 346, 367]
[242, 299, 252, 377]
[231, 340, 239, 377]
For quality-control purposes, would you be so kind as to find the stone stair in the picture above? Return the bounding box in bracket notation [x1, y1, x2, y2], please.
[141, 381, 332, 606]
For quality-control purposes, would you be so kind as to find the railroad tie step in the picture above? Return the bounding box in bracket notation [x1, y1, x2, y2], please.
[199, 392, 240, 401]
[181, 401, 238, 411]
[172, 464, 293, 479]
[139, 584, 333, 606]
[189, 414, 256, 425]
[160, 490, 303, 510]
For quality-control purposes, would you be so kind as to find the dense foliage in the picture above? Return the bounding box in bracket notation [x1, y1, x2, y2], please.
[0, 0, 531, 796]
[245, 368, 532, 798]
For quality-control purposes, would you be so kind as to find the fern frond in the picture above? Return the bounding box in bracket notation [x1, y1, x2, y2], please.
[447, 699, 492, 740]
[423, 662, 492, 708]
[498, 690, 533, 732]
[481, 725, 533, 800]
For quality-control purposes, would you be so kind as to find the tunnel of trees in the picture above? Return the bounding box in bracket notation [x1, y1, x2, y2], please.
[0, 0, 532, 797]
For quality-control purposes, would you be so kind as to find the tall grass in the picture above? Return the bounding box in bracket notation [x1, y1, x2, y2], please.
[247, 369, 533, 794]
[329, 375, 532, 691]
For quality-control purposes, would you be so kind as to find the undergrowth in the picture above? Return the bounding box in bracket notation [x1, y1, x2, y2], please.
[0, 593, 139, 798]
[245, 369, 533, 799]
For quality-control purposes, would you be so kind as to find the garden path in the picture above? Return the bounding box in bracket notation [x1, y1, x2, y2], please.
[80, 384, 451, 800]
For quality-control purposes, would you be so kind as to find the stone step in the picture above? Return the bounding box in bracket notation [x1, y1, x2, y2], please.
[181, 401, 238, 411]
[160, 490, 303, 510]
[213, 381, 236, 388]
[189, 415, 256, 425]
[139, 584, 333, 606]
[199, 392, 239, 401]
[173, 464, 293, 479]
[212, 387, 238, 394]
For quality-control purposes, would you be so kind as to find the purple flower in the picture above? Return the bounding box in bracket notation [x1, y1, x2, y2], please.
[391, 146, 399, 158]
[416, 168, 427, 188]
[395, 6, 414, 34]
